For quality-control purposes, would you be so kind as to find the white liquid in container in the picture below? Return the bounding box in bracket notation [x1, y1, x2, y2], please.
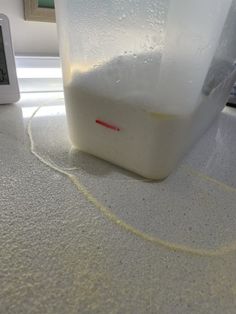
[64, 52, 236, 179]
[55, 0, 236, 179]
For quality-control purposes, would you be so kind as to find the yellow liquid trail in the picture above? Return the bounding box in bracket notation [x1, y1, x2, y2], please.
[27, 105, 236, 257]
[184, 166, 236, 194]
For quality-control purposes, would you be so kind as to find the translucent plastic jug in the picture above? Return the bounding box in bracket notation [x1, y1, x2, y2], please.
[55, 0, 236, 179]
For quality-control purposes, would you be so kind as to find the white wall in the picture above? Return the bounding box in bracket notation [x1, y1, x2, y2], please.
[0, 0, 58, 56]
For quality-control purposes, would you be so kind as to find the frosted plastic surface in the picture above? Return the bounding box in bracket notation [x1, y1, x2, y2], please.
[55, 0, 236, 178]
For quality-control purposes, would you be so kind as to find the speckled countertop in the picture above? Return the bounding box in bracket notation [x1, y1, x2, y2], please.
[1, 90, 236, 314]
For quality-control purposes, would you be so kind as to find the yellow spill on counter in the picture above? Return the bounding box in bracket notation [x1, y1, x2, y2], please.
[28, 105, 236, 258]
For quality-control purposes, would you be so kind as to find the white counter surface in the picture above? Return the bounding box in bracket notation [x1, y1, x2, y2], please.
[1, 88, 236, 313]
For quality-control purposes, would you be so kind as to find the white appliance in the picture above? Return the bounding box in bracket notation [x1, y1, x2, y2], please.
[0, 14, 19, 104]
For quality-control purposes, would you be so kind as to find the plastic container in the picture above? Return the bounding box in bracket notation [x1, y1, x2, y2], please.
[55, 0, 236, 179]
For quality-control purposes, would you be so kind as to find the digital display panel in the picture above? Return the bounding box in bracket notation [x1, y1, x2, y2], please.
[0, 26, 9, 85]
